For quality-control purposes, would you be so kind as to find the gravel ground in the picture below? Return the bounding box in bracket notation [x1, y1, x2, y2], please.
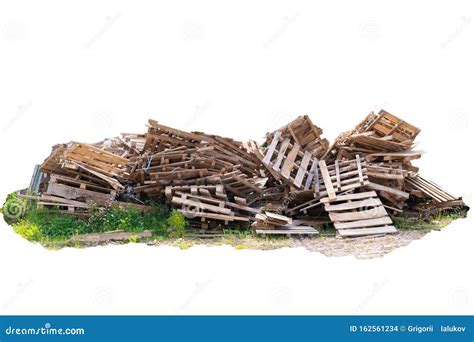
[293, 230, 430, 258]
[158, 229, 432, 259]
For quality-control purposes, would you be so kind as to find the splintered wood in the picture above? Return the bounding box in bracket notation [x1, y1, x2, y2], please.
[23, 109, 466, 238]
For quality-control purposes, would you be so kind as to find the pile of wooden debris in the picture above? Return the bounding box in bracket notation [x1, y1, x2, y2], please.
[22, 110, 467, 238]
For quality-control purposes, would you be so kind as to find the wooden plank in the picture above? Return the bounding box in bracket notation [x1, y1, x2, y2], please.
[304, 158, 318, 190]
[272, 138, 291, 171]
[70, 230, 152, 243]
[281, 144, 300, 179]
[329, 206, 388, 222]
[318, 160, 336, 200]
[265, 212, 293, 224]
[335, 160, 341, 191]
[338, 225, 397, 237]
[321, 191, 378, 203]
[418, 176, 457, 200]
[334, 216, 393, 229]
[367, 172, 405, 180]
[263, 131, 282, 164]
[256, 229, 319, 235]
[356, 154, 364, 185]
[294, 151, 312, 188]
[324, 198, 383, 211]
[47, 182, 113, 205]
[366, 182, 410, 199]
[314, 158, 320, 192]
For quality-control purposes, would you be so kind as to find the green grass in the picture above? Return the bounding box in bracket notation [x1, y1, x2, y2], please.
[2, 192, 186, 244]
[393, 209, 468, 231]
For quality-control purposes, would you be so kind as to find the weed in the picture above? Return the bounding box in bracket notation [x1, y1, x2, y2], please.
[12, 219, 43, 242]
[234, 244, 247, 250]
[166, 211, 186, 238]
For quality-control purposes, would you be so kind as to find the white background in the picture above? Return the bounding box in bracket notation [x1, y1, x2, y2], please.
[0, 0, 473, 314]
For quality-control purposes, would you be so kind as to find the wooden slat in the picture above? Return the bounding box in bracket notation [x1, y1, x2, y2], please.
[324, 198, 382, 211]
[321, 191, 378, 203]
[272, 138, 290, 171]
[281, 144, 300, 179]
[304, 158, 318, 190]
[338, 225, 397, 237]
[356, 154, 364, 185]
[329, 206, 388, 222]
[367, 182, 410, 199]
[294, 151, 312, 188]
[335, 160, 341, 191]
[263, 131, 282, 164]
[334, 216, 393, 229]
[265, 212, 292, 224]
[177, 210, 249, 222]
[256, 229, 319, 235]
[318, 160, 336, 200]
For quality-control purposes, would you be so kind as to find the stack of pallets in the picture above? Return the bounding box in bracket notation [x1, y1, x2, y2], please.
[19, 109, 466, 238]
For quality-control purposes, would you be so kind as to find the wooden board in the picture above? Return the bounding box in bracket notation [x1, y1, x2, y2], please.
[338, 226, 397, 237]
[281, 144, 300, 179]
[256, 225, 319, 236]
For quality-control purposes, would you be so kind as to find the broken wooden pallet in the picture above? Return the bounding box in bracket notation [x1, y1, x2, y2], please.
[172, 192, 251, 229]
[46, 175, 115, 207]
[63, 142, 129, 178]
[269, 115, 329, 157]
[287, 156, 370, 214]
[322, 191, 397, 238]
[261, 130, 321, 190]
[365, 110, 420, 143]
[252, 211, 293, 229]
[219, 171, 265, 200]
